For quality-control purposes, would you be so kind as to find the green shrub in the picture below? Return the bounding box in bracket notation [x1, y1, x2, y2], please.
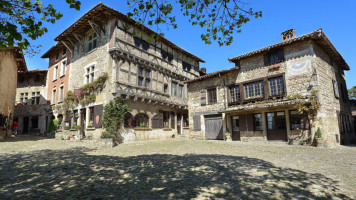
[72, 125, 81, 131]
[63, 126, 70, 130]
[225, 127, 230, 135]
[60, 135, 64, 140]
[100, 131, 115, 139]
[315, 127, 322, 138]
[46, 119, 58, 135]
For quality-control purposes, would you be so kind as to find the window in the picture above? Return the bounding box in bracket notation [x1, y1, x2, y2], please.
[55, 53, 59, 61]
[52, 89, 56, 104]
[60, 60, 67, 77]
[207, 88, 217, 104]
[163, 111, 170, 128]
[244, 81, 264, 99]
[171, 82, 177, 96]
[87, 33, 97, 52]
[290, 110, 310, 130]
[133, 37, 149, 51]
[264, 49, 284, 66]
[31, 92, 40, 105]
[183, 113, 189, 127]
[163, 84, 168, 94]
[53, 65, 58, 81]
[124, 113, 134, 127]
[183, 61, 192, 72]
[229, 85, 240, 105]
[86, 66, 95, 84]
[20, 93, 28, 105]
[59, 86, 64, 102]
[137, 67, 151, 88]
[134, 113, 149, 127]
[269, 76, 284, 96]
[254, 114, 263, 131]
[201, 90, 206, 106]
[333, 80, 340, 99]
[266, 112, 286, 130]
[62, 48, 67, 56]
[161, 50, 173, 62]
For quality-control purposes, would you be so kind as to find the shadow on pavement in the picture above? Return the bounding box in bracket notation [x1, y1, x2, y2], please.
[0, 147, 351, 199]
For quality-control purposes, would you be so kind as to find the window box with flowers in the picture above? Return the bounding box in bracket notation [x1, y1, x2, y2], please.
[100, 132, 115, 147]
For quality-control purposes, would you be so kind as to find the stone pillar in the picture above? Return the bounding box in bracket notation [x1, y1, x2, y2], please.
[285, 109, 291, 140]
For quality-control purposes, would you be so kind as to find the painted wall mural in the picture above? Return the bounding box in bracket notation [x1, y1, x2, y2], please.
[287, 59, 312, 77]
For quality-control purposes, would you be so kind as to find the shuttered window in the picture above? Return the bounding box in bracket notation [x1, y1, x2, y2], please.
[193, 115, 201, 131]
[207, 88, 217, 104]
[201, 90, 206, 106]
[264, 49, 285, 66]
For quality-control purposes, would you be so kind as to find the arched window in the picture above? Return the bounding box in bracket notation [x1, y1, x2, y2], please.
[124, 113, 134, 127]
[134, 113, 149, 127]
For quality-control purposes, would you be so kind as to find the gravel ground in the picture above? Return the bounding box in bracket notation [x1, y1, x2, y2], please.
[0, 135, 355, 199]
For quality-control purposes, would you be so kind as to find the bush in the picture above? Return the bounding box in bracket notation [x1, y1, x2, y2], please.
[315, 127, 322, 138]
[46, 119, 58, 136]
[60, 135, 64, 140]
[72, 125, 81, 131]
[63, 126, 70, 130]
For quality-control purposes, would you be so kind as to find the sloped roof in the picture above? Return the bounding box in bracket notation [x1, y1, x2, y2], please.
[44, 3, 204, 62]
[184, 67, 239, 83]
[228, 29, 349, 70]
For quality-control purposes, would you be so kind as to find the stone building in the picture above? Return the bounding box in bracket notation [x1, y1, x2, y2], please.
[187, 29, 355, 146]
[43, 3, 204, 141]
[41, 42, 72, 125]
[14, 69, 52, 135]
[0, 47, 27, 139]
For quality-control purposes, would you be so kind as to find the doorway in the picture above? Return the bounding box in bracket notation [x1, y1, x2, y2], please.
[204, 114, 223, 140]
[23, 117, 29, 134]
[231, 116, 240, 141]
[177, 113, 182, 134]
[266, 111, 287, 141]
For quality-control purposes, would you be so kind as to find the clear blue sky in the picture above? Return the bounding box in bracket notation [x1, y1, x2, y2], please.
[27, 0, 356, 88]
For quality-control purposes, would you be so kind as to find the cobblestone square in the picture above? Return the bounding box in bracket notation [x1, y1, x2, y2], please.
[1, 136, 355, 199]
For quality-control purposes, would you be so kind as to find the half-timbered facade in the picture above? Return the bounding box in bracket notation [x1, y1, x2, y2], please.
[44, 3, 204, 141]
[187, 29, 355, 146]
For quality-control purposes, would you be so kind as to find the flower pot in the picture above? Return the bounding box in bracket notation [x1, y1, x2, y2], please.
[100, 137, 115, 147]
[315, 138, 323, 147]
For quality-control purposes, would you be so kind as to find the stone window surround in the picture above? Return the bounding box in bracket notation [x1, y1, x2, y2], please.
[83, 62, 97, 84]
[52, 88, 57, 105]
[207, 87, 218, 105]
[60, 58, 67, 77]
[31, 91, 41, 105]
[53, 65, 59, 82]
[58, 85, 64, 103]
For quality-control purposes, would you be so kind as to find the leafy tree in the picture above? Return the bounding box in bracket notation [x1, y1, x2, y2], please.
[0, 0, 81, 54]
[127, 0, 262, 46]
[102, 98, 131, 135]
[348, 86, 356, 100]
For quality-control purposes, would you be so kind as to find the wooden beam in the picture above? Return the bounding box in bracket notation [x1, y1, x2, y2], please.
[67, 38, 76, 48]
[61, 41, 72, 54]
[73, 33, 85, 50]
[88, 20, 101, 37]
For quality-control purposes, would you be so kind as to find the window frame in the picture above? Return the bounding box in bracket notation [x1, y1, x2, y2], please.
[87, 32, 97, 53]
[244, 81, 264, 99]
[207, 87, 217, 105]
[253, 113, 263, 131]
[60, 59, 67, 77]
[268, 76, 285, 97]
[53, 65, 58, 81]
[62, 48, 67, 57]
[228, 85, 240, 105]
[85, 65, 95, 84]
[52, 89, 57, 105]
[59, 86, 64, 102]
[137, 67, 151, 88]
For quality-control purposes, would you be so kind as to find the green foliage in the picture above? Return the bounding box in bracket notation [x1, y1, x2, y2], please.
[294, 90, 320, 121]
[127, 0, 262, 46]
[102, 98, 131, 135]
[315, 127, 322, 138]
[0, 0, 80, 55]
[63, 126, 70, 130]
[72, 125, 81, 131]
[47, 119, 58, 135]
[100, 131, 115, 139]
[348, 86, 356, 100]
[60, 135, 64, 140]
[225, 126, 230, 135]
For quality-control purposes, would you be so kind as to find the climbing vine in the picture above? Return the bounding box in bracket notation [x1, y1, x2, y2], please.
[102, 98, 131, 135]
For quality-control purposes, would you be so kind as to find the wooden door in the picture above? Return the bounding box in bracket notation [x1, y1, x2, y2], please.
[266, 111, 287, 141]
[23, 117, 29, 134]
[204, 114, 223, 140]
[231, 116, 240, 141]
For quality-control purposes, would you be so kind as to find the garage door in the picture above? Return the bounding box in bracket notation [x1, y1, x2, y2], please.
[204, 114, 223, 140]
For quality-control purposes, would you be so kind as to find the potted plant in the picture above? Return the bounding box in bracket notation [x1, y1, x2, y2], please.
[314, 127, 322, 147]
[164, 122, 170, 128]
[87, 121, 93, 129]
[225, 127, 231, 141]
[140, 122, 146, 128]
[100, 131, 115, 147]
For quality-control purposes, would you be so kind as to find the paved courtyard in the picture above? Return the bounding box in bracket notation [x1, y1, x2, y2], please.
[0, 135, 355, 199]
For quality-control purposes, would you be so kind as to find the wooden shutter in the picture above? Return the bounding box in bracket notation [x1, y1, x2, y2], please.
[300, 114, 310, 130]
[264, 54, 270, 66]
[278, 49, 285, 62]
[227, 87, 232, 104]
[171, 112, 175, 129]
[93, 104, 103, 128]
[152, 114, 160, 128]
[201, 90, 206, 106]
[159, 110, 164, 128]
[193, 115, 201, 131]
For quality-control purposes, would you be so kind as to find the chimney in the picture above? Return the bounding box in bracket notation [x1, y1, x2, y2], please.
[200, 68, 207, 76]
[281, 29, 296, 41]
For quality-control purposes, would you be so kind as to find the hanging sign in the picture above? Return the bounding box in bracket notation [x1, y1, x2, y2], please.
[74, 89, 81, 99]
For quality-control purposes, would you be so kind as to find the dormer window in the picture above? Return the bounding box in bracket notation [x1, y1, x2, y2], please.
[264, 49, 284, 66]
[87, 33, 97, 52]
